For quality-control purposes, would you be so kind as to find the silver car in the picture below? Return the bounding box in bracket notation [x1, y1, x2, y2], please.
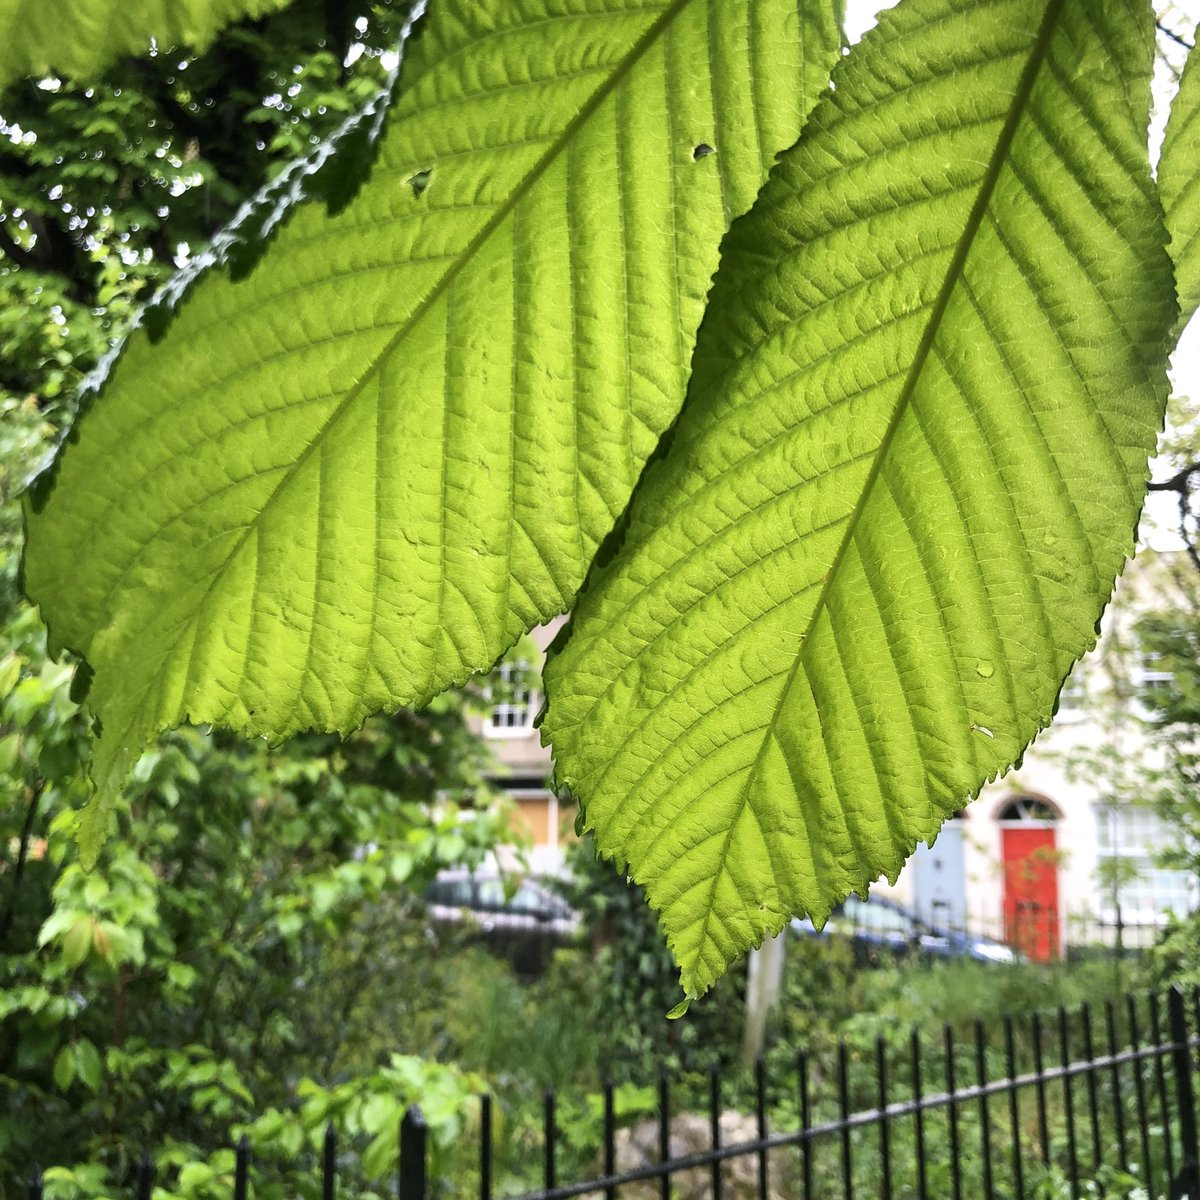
[424, 870, 582, 941]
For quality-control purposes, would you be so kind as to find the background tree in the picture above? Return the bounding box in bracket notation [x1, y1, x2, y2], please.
[0, 8, 524, 1191]
[1127, 563, 1200, 985]
[557, 833, 747, 1078]
[0, 0, 407, 410]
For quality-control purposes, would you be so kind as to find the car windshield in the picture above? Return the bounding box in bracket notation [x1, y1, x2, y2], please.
[474, 879, 510, 910]
[473, 878, 566, 919]
[844, 896, 914, 936]
[509, 883, 555, 914]
[427, 878, 473, 906]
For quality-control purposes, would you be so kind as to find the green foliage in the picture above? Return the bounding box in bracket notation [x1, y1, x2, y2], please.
[558, 834, 746, 1075]
[0, 726, 506, 1185]
[1135, 581, 1200, 732]
[14, 0, 1200, 998]
[22, 0, 844, 859]
[0, 0, 296, 91]
[1160, 40, 1200, 336]
[0, 1, 405, 405]
[846, 956, 1133, 1039]
[0, 625, 506, 1189]
[0, 167, 506, 1197]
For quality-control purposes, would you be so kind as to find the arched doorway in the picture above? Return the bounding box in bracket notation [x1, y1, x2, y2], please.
[998, 795, 1061, 961]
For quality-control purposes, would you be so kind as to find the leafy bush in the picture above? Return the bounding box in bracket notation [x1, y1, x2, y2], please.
[0, 401, 512, 1194]
[560, 835, 746, 1079]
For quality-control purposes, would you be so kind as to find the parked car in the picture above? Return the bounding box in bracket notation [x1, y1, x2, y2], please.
[423, 870, 581, 973]
[792, 894, 1019, 966]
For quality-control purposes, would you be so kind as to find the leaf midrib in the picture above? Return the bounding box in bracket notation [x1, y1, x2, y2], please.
[686, 0, 1068, 990]
[231, 0, 694, 521]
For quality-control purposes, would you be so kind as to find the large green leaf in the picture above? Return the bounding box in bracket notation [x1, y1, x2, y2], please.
[23, 0, 844, 854]
[543, 0, 1173, 999]
[1160, 42, 1200, 338]
[0, 0, 295, 89]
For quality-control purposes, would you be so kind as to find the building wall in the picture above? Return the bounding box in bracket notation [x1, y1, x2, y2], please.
[474, 616, 570, 875]
[887, 548, 1191, 949]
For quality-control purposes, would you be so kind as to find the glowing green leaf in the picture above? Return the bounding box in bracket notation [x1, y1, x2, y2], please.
[543, 0, 1173, 998]
[0, 0, 295, 88]
[61, 918, 92, 968]
[52, 1046, 76, 1092]
[23, 0, 843, 858]
[1160, 42, 1200, 337]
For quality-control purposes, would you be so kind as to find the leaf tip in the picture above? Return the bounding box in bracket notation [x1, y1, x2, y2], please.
[666, 996, 692, 1020]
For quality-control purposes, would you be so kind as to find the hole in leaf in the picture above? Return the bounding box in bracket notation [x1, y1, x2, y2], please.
[408, 169, 432, 198]
[692, 143, 715, 160]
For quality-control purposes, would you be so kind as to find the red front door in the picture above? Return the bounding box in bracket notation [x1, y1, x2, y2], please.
[1001, 827, 1060, 961]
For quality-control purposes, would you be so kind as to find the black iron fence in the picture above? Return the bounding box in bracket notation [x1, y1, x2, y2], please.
[24, 987, 1200, 1200]
[802, 903, 1176, 968]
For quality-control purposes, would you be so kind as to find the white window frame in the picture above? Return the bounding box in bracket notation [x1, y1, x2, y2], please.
[1131, 650, 1174, 718]
[485, 660, 539, 738]
[1094, 803, 1196, 925]
[1055, 670, 1087, 723]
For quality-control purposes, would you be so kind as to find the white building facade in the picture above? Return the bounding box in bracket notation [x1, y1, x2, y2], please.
[886, 549, 1197, 958]
[471, 615, 573, 876]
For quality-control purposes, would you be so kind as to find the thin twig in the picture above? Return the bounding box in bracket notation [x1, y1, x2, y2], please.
[1157, 19, 1195, 50]
[1148, 462, 1200, 494]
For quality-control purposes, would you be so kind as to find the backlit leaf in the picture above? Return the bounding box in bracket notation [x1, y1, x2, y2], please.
[543, 0, 1173, 998]
[0, 0, 296, 89]
[1160, 42, 1200, 337]
[0, 652, 22, 700]
[52, 1045, 76, 1092]
[61, 918, 92, 968]
[23, 0, 843, 858]
[74, 1038, 103, 1092]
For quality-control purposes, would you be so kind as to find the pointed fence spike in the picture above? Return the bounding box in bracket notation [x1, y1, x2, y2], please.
[603, 1079, 616, 1200]
[480, 1093, 493, 1200]
[543, 1089, 557, 1193]
[234, 1133, 250, 1200]
[400, 1105, 429, 1200]
[136, 1150, 155, 1200]
[323, 1121, 337, 1200]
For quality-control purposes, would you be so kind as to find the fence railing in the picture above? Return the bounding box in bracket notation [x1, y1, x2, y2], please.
[24, 987, 1200, 1200]
[802, 904, 1176, 966]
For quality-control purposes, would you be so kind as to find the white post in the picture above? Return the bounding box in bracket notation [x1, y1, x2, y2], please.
[742, 931, 786, 1066]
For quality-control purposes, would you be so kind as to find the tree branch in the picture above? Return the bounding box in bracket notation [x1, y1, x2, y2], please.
[1148, 462, 1200, 494]
[0, 779, 46, 952]
[1148, 463, 1200, 575]
[1157, 19, 1195, 51]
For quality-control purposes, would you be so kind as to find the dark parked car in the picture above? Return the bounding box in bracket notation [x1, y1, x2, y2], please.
[423, 870, 581, 973]
[792, 894, 1019, 967]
